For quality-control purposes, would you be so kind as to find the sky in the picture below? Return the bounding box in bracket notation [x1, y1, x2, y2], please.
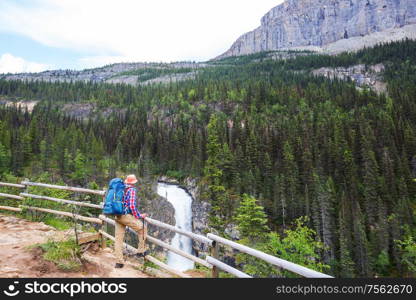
[0, 0, 282, 73]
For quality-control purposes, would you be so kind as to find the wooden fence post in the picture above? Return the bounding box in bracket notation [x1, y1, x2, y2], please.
[100, 189, 107, 249]
[22, 178, 30, 218]
[210, 241, 219, 278]
[100, 232, 107, 249]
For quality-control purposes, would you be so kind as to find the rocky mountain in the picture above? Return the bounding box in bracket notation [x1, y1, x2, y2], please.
[217, 0, 416, 59]
[1, 61, 207, 86]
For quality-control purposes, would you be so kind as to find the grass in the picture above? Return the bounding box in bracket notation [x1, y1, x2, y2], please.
[39, 239, 82, 271]
[43, 217, 72, 230]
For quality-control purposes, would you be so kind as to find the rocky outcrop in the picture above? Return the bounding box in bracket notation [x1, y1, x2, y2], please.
[3, 62, 206, 86]
[0, 99, 38, 113]
[312, 63, 387, 93]
[60, 103, 128, 121]
[224, 223, 240, 240]
[185, 179, 210, 233]
[218, 0, 416, 59]
[139, 71, 198, 86]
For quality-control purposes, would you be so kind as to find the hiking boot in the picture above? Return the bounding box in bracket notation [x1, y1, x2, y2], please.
[115, 263, 124, 269]
[136, 250, 150, 258]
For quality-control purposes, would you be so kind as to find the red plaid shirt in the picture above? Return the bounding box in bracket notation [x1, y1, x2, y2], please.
[123, 184, 142, 219]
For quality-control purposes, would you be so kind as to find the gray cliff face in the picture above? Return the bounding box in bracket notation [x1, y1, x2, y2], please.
[183, 178, 212, 254]
[312, 63, 387, 93]
[2, 62, 205, 86]
[218, 0, 416, 58]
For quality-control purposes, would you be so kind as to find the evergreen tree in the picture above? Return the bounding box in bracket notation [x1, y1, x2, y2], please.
[235, 194, 270, 242]
[0, 143, 10, 176]
[203, 115, 229, 230]
[72, 149, 87, 184]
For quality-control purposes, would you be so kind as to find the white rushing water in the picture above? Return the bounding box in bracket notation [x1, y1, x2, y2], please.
[157, 182, 195, 271]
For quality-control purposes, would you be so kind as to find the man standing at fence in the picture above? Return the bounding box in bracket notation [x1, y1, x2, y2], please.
[114, 174, 149, 268]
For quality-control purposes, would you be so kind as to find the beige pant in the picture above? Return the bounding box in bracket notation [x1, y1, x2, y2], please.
[115, 214, 148, 264]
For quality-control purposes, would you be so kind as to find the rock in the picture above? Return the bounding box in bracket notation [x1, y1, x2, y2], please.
[140, 72, 197, 86]
[224, 223, 240, 240]
[3, 62, 206, 87]
[217, 0, 416, 59]
[158, 176, 180, 185]
[37, 225, 55, 232]
[182, 178, 212, 254]
[312, 63, 387, 93]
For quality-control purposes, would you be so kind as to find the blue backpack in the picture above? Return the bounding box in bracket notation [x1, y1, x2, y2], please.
[103, 178, 126, 215]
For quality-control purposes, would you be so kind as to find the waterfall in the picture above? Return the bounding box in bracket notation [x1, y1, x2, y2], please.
[157, 182, 194, 271]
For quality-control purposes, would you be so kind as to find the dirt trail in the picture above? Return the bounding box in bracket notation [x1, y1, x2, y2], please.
[0, 214, 151, 278]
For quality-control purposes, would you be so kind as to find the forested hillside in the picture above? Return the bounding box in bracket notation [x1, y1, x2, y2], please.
[0, 39, 415, 277]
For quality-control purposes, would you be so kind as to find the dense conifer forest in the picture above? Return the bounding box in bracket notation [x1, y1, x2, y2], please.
[0, 39, 415, 277]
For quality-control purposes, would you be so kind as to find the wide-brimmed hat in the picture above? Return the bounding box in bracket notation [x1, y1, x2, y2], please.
[125, 174, 138, 184]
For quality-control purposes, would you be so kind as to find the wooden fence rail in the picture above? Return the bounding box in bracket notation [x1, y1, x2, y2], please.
[0, 205, 22, 212]
[206, 256, 252, 278]
[20, 181, 106, 196]
[20, 193, 103, 209]
[20, 205, 102, 224]
[0, 182, 25, 189]
[0, 192, 24, 200]
[145, 217, 213, 246]
[145, 236, 211, 268]
[207, 233, 333, 278]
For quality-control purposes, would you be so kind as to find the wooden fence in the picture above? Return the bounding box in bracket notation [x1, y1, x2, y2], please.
[0, 180, 333, 278]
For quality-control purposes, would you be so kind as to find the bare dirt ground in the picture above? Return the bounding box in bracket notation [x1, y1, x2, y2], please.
[0, 214, 151, 278]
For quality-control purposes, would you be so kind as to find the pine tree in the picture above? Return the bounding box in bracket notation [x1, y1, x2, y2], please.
[72, 149, 87, 184]
[203, 115, 229, 230]
[0, 143, 10, 176]
[282, 141, 300, 219]
[39, 139, 49, 170]
[338, 194, 356, 277]
[361, 135, 380, 227]
[235, 194, 270, 242]
[317, 176, 336, 265]
[352, 200, 372, 277]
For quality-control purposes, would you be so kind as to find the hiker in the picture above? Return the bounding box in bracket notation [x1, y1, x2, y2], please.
[114, 174, 149, 268]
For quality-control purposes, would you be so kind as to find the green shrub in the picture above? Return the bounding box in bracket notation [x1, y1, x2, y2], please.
[40, 239, 82, 271]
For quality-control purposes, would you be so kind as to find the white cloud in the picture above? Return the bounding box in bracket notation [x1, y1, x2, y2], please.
[0, 53, 50, 74]
[0, 0, 282, 65]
